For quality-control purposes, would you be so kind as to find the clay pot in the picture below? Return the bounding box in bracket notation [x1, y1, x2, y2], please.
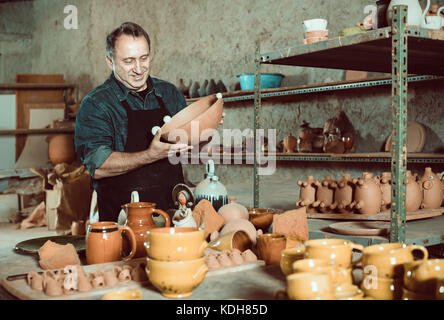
[313, 176, 335, 213]
[248, 208, 274, 233]
[419, 167, 444, 209]
[48, 134, 76, 165]
[283, 133, 297, 153]
[218, 197, 249, 224]
[329, 173, 354, 213]
[71, 220, 86, 236]
[406, 170, 422, 212]
[219, 218, 259, 245]
[379, 172, 392, 212]
[160, 94, 223, 146]
[296, 175, 317, 213]
[122, 202, 171, 258]
[351, 172, 383, 215]
[257, 233, 287, 265]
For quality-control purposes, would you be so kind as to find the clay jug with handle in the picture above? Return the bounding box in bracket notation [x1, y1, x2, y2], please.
[386, 0, 429, 26]
[122, 202, 171, 258]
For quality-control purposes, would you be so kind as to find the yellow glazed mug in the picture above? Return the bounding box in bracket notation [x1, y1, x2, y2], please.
[275, 271, 335, 300]
[280, 246, 305, 276]
[292, 259, 353, 285]
[304, 239, 364, 268]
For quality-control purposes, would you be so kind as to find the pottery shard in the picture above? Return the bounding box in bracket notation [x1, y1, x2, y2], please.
[272, 207, 308, 246]
[192, 199, 225, 238]
[38, 240, 80, 270]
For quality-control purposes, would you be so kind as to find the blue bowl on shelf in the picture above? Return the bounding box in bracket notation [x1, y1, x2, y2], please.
[237, 73, 284, 90]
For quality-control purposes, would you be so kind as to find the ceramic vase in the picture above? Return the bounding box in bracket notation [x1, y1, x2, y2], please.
[351, 172, 382, 215]
[198, 79, 209, 97]
[206, 79, 218, 95]
[218, 197, 249, 223]
[189, 81, 200, 98]
[48, 134, 76, 165]
[419, 167, 443, 209]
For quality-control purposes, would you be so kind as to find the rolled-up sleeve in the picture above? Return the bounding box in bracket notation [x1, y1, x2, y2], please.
[74, 97, 115, 178]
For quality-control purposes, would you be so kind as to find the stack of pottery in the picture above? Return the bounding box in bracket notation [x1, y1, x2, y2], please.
[360, 243, 428, 300]
[144, 227, 208, 298]
[402, 259, 444, 300]
[302, 18, 328, 44]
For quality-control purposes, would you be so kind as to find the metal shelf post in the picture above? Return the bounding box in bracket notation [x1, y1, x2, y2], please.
[254, 40, 261, 208]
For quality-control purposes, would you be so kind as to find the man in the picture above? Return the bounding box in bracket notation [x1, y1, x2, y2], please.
[75, 22, 191, 222]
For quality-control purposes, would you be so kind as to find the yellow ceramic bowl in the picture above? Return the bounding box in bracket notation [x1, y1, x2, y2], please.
[360, 275, 403, 300]
[334, 283, 363, 300]
[404, 259, 444, 293]
[280, 247, 305, 276]
[145, 227, 207, 261]
[146, 257, 208, 298]
[102, 289, 142, 300]
[292, 259, 353, 285]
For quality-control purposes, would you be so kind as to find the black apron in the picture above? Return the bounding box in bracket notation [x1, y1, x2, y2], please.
[96, 94, 184, 222]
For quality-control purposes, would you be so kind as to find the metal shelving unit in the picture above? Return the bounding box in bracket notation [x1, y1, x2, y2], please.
[253, 5, 444, 243]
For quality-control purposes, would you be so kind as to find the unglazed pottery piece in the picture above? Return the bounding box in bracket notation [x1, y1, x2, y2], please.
[242, 249, 258, 262]
[304, 30, 328, 38]
[205, 254, 221, 269]
[71, 220, 86, 236]
[122, 202, 171, 258]
[218, 197, 249, 224]
[118, 266, 133, 282]
[86, 222, 137, 264]
[131, 263, 148, 282]
[385, 121, 426, 152]
[302, 36, 328, 44]
[103, 268, 120, 287]
[37, 239, 81, 270]
[47, 134, 76, 165]
[42, 270, 63, 296]
[351, 172, 383, 215]
[419, 167, 444, 209]
[217, 252, 234, 267]
[283, 133, 297, 153]
[160, 94, 223, 146]
[146, 257, 208, 298]
[362, 243, 428, 279]
[328, 221, 390, 236]
[248, 208, 274, 232]
[27, 271, 43, 291]
[304, 238, 364, 268]
[219, 218, 258, 245]
[406, 170, 422, 212]
[145, 227, 207, 261]
[312, 176, 335, 213]
[77, 271, 93, 292]
[329, 174, 354, 213]
[228, 250, 244, 265]
[257, 234, 287, 266]
[296, 175, 317, 213]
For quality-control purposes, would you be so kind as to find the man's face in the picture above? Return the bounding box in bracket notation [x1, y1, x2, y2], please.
[106, 34, 150, 92]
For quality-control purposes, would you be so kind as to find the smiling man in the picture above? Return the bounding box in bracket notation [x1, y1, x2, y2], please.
[75, 22, 190, 221]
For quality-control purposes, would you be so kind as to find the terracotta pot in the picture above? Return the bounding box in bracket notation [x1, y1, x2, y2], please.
[218, 197, 248, 224]
[257, 233, 287, 265]
[219, 218, 259, 245]
[283, 133, 297, 153]
[160, 94, 223, 146]
[329, 173, 354, 213]
[313, 176, 335, 213]
[48, 134, 76, 165]
[406, 170, 422, 212]
[379, 172, 391, 212]
[248, 208, 274, 232]
[351, 172, 382, 215]
[296, 175, 317, 213]
[122, 202, 171, 258]
[419, 167, 444, 209]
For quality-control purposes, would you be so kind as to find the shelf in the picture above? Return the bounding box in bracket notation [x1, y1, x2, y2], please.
[0, 83, 77, 90]
[0, 128, 74, 136]
[261, 27, 444, 76]
[185, 74, 442, 104]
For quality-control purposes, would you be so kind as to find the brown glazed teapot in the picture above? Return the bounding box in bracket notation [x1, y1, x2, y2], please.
[296, 175, 317, 213]
[351, 172, 383, 215]
[419, 167, 444, 210]
[329, 173, 354, 214]
[122, 202, 171, 258]
[312, 176, 335, 213]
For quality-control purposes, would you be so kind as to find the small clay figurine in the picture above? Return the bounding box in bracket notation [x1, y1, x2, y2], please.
[104, 268, 119, 287]
[206, 254, 221, 269]
[217, 252, 234, 267]
[43, 270, 63, 296]
[228, 250, 244, 265]
[131, 263, 148, 282]
[241, 249, 258, 263]
[173, 191, 197, 228]
[118, 265, 132, 282]
[27, 272, 43, 291]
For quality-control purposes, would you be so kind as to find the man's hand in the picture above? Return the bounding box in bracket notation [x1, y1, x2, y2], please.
[146, 129, 192, 161]
[219, 112, 225, 125]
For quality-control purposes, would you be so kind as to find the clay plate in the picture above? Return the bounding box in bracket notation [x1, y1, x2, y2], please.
[14, 235, 86, 255]
[384, 122, 426, 153]
[328, 221, 390, 236]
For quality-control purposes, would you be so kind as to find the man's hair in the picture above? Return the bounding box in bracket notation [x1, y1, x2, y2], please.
[106, 22, 151, 59]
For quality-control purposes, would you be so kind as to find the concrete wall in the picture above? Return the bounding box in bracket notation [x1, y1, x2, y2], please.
[1, 0, 443, 202]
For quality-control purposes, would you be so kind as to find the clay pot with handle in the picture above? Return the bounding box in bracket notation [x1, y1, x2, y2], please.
[419, 167, 444, 210]
[122, 202, 171, 258]
[296, 175, 317, 213]
[312, 175, 335, 213]
[406, 170, 422, 212]
[329, 174, 354, 214]
[350, 172, 383, 215]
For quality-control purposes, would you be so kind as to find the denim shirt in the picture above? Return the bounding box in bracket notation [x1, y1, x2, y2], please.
[74, 73, 186, 186]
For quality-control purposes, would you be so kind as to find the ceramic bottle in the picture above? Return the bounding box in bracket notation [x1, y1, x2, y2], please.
[206, 79, 218, 95]
[329, 173, 354, 213]
[198, 79, 209, 97]
[194, 159, 228, 211]
[189, 81, 200, 98]
[177, 78, 191, 98]
[216, 80, 227, 93]
[379, 172, 392, 212]
[419, 167, 443, 209]
[350, 172, 383, 215]
[406, 170, 422, 212]
[312, 175, 335, 213]
[283, 133, 298, 153]
[296, 175, 317, 213]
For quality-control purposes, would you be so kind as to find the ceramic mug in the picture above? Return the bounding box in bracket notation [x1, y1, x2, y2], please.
[403, 259, 444, 293]
[145, 227, 208, 261]
[360, 275, 403, 300]
[292, 259, 353, 285]
[275, 271, 335, 300]
[280, 246, 305, 276]
[208, 230, 252, 252]
[71, 220, 86, 236]
[257, 233, 287, 265]
[304, 239, 364, 268]
[86, 221, 137, 265]
[361, 243, 428, 279]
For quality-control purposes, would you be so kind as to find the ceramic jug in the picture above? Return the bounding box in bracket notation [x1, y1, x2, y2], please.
[421, 6, 444, 29]
[329, 174, 355, 213]
[419, 167, 444, 209]
[386, 0, 429, 26]
[406, 170, 422, 212]
[312, 176, 335, 213]
[122, 202, 171, 258]
[296, 175, 317, 213]
[194, 159, 228, 211]
[351, 172, 383, 215]
[117, 190, 139, 226]
[379, 172, 392, 212]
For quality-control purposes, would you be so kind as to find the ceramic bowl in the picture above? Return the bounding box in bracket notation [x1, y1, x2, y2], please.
[144, 227, 207, 261]
[160, 94, 223, 146]
[334, 283, 363, 300]
[292, 259, 353, 285]
[102, 289, 143, 300]
[285, 271, 335, 300]
[280, 247, 305, 276]
[403, 259, 444, 293]
[303, 18, 328, 32]
[146, 257, 208, 298]
[248, 208, 274, 232]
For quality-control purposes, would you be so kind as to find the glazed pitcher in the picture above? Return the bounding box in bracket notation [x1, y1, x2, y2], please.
[122, 202, 171, 258]
[386, 0, 429, 26]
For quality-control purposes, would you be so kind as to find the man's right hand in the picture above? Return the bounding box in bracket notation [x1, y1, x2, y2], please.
[145, 129, 192, 162]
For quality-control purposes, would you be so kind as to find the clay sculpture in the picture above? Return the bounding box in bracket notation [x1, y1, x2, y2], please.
[103, 268, 120, 287]
[27, 272, 43, 291]
[329, 174, 355, 213]
[379, 172, 392, 212]
[312, 176, 335, 213]
[131, 263, 148, 282]
[296, 175, 317, 213]
[419, 167, 444, 210]
[118, 265, 133, 282]
[241, 249, 258, 263]
[350, 172, 383, 215]
[406, 171, 422, 212]
[42, 270, 63, 297]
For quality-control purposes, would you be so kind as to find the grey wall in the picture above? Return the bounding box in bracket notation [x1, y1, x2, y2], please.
[1, 0, 443, 199]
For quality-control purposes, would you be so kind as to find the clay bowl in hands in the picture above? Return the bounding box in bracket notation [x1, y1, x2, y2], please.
[248, 208, 274, 233]
[160, 94, 223, 146]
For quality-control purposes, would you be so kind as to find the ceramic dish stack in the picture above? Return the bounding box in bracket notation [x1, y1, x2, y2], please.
[302, 18, 328, 44]
[144, 227, 209, 298]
